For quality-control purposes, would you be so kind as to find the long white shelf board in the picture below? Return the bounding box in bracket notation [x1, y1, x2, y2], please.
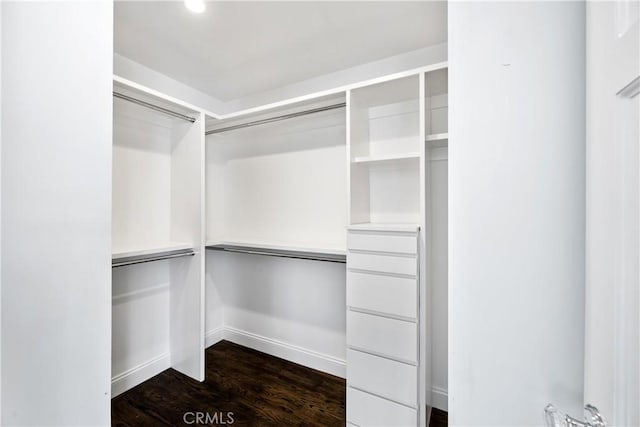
[112, 243, 196, 268]
[205, 239, 345, 255]
[348, 223, 421, 233]
[205, 240, 346, 263]
[112, 243, 194, 260]
[352, 152, 420, 164]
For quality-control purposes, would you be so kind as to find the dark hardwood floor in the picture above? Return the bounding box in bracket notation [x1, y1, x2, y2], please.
[112, 340, 447, 426]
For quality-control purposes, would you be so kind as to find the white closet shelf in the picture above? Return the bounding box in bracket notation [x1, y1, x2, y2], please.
[426, 133, 448, 149]
[205, 240, 346, 263]
[112, 243, 194, 259]
[352, 152, 420, 164]
[112, 244, 196, 268]
[425, 133, 448, 142]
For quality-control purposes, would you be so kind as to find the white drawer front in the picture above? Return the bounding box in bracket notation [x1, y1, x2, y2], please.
[347, 271, 417, 319]
[347, 311, 417, 363]
[347, 387, 417, 427]
[348, 252, 417, 276]
[347, 349, 417, 407]
[347, 232, 417, 255]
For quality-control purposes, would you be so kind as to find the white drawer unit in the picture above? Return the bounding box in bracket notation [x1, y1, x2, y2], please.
[346, 224, 422, 425]
[347, 310, 417, 363]
[347, 387, 418, 427]
[347, 270, 417, 319]
[347, 349, 417, 407]
[347, 252, 417, 276]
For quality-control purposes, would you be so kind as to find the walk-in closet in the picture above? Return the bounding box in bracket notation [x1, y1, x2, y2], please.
[109, 66, 449, 426]
[3, 0, 612, 425]
[105, 2, 451, 425]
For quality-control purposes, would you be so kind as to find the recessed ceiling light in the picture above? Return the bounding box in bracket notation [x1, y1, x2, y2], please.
[184, 0, 206, 14]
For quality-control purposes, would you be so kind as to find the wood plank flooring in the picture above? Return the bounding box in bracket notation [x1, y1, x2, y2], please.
[112, 340, 447, 426]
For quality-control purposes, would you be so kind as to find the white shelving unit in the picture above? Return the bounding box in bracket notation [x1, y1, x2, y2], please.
[346, 65, 448, 426]
[109, 62, 448, 417]
[111, 78, 205, 396]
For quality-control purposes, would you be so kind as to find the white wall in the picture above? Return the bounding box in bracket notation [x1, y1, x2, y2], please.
[1, 2, 112, 425]
[206, 252, 347, 377]
[449, 2, 585, 425]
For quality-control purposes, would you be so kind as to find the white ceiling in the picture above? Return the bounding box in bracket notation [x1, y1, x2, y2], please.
[114, 1, 447, 102]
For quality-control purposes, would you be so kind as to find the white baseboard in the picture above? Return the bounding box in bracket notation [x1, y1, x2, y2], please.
[205, 326, 224, 348]
[111, 352, 170, 398]
[432, 386, 448, 411]
[222, 326, 346, 378]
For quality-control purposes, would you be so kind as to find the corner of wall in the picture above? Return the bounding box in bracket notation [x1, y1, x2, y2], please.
[114, 53, 225, 113]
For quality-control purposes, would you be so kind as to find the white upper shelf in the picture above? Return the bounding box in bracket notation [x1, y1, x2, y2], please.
[353, 152, 420, 164]
[112, 243, 194, 260]
[426, 133, 448, 142]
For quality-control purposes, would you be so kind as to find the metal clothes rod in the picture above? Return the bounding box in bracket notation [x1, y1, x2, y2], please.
[206, 244, 346, 263]
[112, 249, 195, 268]
[113, 91, 196, 123]
[206, 102, 346, 135]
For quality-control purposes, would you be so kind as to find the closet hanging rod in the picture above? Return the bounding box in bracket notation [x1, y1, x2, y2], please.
[205, 102, 346, 135]
[112, 249, 195, 268]
[113, 91, 196, 123]
[206, 244, 346, 263]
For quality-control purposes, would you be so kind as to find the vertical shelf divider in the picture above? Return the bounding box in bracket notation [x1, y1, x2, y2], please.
[169, 111, 206, 381]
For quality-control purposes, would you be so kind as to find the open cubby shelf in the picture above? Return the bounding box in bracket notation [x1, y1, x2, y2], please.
[349, 75, 423, 226]
[425, 68, 448, 142]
